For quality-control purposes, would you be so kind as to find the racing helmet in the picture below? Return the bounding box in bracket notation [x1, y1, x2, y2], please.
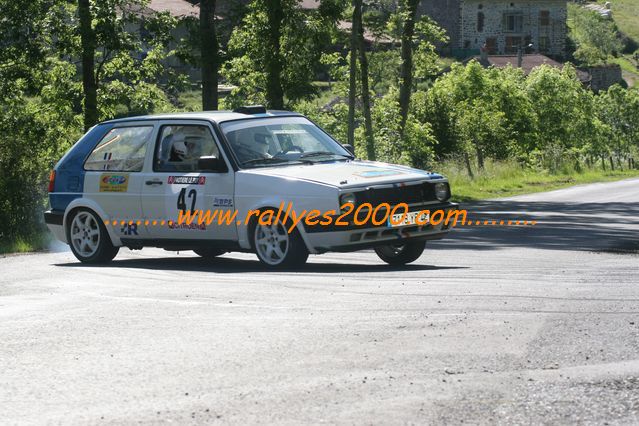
[171, 134, 188, 161]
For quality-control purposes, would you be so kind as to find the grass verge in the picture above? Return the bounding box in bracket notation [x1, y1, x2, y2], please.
[437, 159, 639, 202]
[0, 232, 51, 256]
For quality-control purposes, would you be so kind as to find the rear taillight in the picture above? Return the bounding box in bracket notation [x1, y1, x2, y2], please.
[48, 170, 56, 193]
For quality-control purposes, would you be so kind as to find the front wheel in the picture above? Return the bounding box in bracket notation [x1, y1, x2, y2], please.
[193, 248, 226, 260]
[252, 220, 308, 268]
[374, 240, 426, 265]
[67, 208, 119, 264]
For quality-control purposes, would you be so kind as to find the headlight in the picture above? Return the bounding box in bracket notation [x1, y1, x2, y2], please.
[434, 182, 450, 201]
[339, 192, 356, 211]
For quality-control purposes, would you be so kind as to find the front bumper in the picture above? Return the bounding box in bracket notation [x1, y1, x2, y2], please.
[304, 202, 459, 253]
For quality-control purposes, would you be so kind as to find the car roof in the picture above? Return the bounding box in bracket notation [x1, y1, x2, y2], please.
[99, 110, 304, 126]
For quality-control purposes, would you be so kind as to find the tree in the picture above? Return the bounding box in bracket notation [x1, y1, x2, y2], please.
[354, 0, 375, 160]
[78, 0, 98, 130]
[347, 1, 360, 147]
[397, 0, 419, 135]
[0, 0, 178, 249]
[265, 0, 285, 109]
[223, 0, 338, 109]
[569, 4, 623, 65]
[200, 0, 219, 110]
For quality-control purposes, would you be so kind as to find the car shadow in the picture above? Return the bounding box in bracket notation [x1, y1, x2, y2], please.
[431, 200, 639, 253]
[54, 255, 468, 274]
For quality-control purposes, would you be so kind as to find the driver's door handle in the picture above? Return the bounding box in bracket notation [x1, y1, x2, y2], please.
[145, 179, 163, 186]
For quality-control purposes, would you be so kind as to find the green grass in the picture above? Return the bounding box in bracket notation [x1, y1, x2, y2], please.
[437, 159, 639, 202]
[0, 233, 50, 256]
[596, 0, 639, 44]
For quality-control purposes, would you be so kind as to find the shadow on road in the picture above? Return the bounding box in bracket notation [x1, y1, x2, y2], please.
[54, 256, 468, 274]
[52, 200, 639, 273]
[432, 201, 639, 253]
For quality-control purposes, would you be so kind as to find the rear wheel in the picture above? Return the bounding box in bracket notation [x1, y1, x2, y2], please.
[252, 220, 308, 268]
[193, 248, 226, 260]
[67, 209, 119, 264]
[374, 240, 426, 265]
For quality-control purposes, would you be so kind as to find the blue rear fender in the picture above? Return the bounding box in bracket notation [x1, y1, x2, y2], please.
[49, 124, 114, 213]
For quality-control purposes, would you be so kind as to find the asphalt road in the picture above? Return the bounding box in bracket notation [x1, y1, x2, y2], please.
[2, 179, 639, 425]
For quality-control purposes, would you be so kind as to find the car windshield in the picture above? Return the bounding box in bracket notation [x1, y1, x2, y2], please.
[220, 117, 353, 168]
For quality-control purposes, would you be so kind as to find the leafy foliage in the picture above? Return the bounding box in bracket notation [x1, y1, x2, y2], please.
[222, 0, 342, 108]
[569, 3, 624, 65]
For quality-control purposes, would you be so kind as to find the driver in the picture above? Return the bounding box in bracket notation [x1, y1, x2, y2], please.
[253, 133, 272, 158]
[170, 136, 188, 162]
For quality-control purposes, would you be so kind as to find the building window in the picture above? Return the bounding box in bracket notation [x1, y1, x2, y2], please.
[503, 13, 523, 33]
[505, 36, 522, 54]
[539, 10, 550, 26]
[477, 12, 485, 32]
[538, 36, 550, 52]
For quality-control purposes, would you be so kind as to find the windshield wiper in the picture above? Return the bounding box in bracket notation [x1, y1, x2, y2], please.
[299, 151, 353, 159]
[241, 157, 314, 167]
[241, 157, 290, 166]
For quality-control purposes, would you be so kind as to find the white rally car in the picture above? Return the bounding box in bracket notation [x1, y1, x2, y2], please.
[45, 106, 458, 268]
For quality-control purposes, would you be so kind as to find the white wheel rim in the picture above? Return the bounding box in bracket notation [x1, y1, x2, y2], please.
[70, 212, 101, 257]
[254, 222, 289, 266]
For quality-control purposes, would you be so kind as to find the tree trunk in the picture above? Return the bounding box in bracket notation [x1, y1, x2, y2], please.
[398, 0, 419, 135]
[464, 152, 474, 179]
[354, 0, 375, 160]
[347, 0, 362, 147]
[265, 0, 284, 109]
[475, 145, 485, 171]
[347, 1, 359, 148]
[601, 155, 606, 171]
[609, 155, 614, 171]
[78, 0, 97, 131]
[200, 0, 218, 110]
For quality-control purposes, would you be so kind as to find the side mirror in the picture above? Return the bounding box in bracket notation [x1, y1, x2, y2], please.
[197, 156, 228, 173]
[343, 144, 355, 156]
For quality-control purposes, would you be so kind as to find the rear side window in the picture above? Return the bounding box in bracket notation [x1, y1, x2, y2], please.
[84, 126, 153, 172]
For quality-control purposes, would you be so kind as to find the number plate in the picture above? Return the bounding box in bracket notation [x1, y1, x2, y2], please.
[388, 211, 429, 227]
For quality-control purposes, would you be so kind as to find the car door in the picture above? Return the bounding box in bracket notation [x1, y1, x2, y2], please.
[140, 120, 237, 242]
[83, 123, 157, 240]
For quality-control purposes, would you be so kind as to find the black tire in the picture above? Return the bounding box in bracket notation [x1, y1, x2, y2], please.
[66, 208, 119, 264]
[193, 248, 226, 260]
[250, 215, 309, 268]
[374, 240, 426, 265]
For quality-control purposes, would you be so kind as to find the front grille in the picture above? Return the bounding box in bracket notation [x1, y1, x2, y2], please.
[355, 182, 438, 207]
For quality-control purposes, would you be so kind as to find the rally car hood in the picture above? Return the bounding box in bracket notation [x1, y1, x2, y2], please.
[241, 160, 444, 188]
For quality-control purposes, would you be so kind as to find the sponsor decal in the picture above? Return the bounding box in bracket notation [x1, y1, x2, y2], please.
[213, 197, 234, 207]
[120, 223, 139, 236]
[353, 169, 404, 178]
[168, 221, 206, 231]
[99, 174, 129, 192]
[102, 152, 113, 170]
[167, 176, 206, 185]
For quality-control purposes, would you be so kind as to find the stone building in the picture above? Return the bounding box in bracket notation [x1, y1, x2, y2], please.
[418, 0, 567, 59]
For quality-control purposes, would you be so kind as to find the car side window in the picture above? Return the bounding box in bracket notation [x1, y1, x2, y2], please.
[155, 125, 221, 172]
[84, 126, 153, 172]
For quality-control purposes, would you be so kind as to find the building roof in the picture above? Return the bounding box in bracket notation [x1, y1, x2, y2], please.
[146, 0, 199, 18]
[473, 54, 590, 81]
[299, 0, 320, 9]
[337, 21, 394, 45]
